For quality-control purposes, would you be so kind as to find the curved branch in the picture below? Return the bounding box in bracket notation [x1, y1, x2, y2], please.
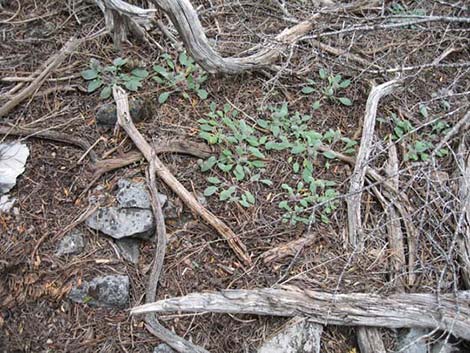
[153, 0, 380, 73]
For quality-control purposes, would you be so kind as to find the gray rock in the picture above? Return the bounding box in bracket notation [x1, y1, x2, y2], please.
[153, 344, 175, 353]
[56, 230, 85, 256]
[86, 206, 154, 239]
[86, 179, 167, 239]
[258, 319, 323, 353]
[397, 329, 429, 353]
[115, 238, 140, 264]
[96, 100, 146, 126]
[0, 194, 16, 213]
[68, 275, 129, 308]
[116, 179, 166, 209]
[0, 143, 29, 194]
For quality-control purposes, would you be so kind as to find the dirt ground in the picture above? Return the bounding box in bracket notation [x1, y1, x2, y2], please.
[1, 0, 469, 352]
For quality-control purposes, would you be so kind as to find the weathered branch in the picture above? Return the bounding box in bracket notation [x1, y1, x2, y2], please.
[113, 86, 251, 265]
[347, 80, 400, 248]
[144, 161, 209, 353]
[131, 287, 470, 341]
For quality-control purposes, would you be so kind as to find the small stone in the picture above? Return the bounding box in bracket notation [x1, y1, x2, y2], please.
[56, 230, 85, 256]
[258, 319, 323, 353]
[96, 100, 146, 127]
[68, 275, 129, 308]
[86, 206, 155, 239]
[115, 238, 140, 264]
[397, 328, 428, 353]
[0, 194, 16, 213]
[116, 179, 166, 209]
[153, 343, 175, 353]
[0, 143, 29, 194]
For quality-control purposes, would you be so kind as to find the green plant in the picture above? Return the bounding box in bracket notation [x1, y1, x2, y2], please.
[198, 103, 272, 208]
[302, 69, 353, 107]
[81, 57, 148, 99]
[278, 175, 339, 225]
[388, 113, 449, 161]
[152, 52, 208, 103]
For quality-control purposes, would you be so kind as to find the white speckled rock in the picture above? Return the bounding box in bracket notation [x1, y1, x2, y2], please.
[258, 319, 322, 353]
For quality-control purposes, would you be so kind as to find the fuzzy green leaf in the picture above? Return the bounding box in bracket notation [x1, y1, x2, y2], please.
[81, 69, 99, 80]
[158, 92, 171, 104]
[87, 79, 102, 93]
[203, 186, 218, 196]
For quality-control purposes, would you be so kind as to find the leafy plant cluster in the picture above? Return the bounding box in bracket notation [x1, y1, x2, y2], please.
[81, 57, 149, 99]
[199, 102, 355, 224]
[301, 68, 353, 108]
[152, 52, 208, 103]
[388, 112, 449, 161]
[80, 52, 209, 102]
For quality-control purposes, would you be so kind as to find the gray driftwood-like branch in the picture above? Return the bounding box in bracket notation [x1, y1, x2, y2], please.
[95, 0, 155, 47]
[95, 0, 376, 73]
[346, 80, 400, 248]
[131, 287, 470, 341]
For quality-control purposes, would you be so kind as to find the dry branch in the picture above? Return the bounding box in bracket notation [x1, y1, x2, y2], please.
[357, 327, 386, 353]
[347, 80, 400, 249]
[0, 37, 81, 118]
[91, 139, 211, 176]
[144, 161, 209, 353]
[113, 86, 251, 265]
[0, 125, 98, 162]
[456, 135, 470, 288]
[131, 287, 470, 341]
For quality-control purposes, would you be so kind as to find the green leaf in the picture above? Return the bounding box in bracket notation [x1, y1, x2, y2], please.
[131, 68, 149, 78]
[257, 119, 269, 129]
[87, 79, 102, 93]
[250, 160, 265, 168]
[203, 186, 218, 196]
[278, 200, 290, 211]
[248, 147, 264, 159]
[293, 162, 300, 173]
[312, 101, 321, 110]
[302, 86, 315, 94]
[197, 89, 208, 100]
[261, 179, 273, 186]
[179, 52, 189, 66]
[319, 68, 327, 79]
[338, 97, 352, 106]
[153, 65, 168, 76]
[291, 144, 306, 154]
[207, 177, 221, 184]
[339, 79, 351, 88]
[244, 191, 255, 204]
[200, 156, 217, 172]
[220, 186, 236, 201]
[159, 92, 171, 104]
[99, 85, 112, 99]
[113, 57, 127, 67]
[81, 69, 98, 80]
[239, 197, 250, 208]
[233, 164, 245, 181]
[218, 163, 234, 172]
[323, 151, 336, 159]
[125, 79, 142, 92]
[419, 104, 428, 118]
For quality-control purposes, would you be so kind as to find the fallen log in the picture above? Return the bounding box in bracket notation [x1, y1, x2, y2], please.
[131, 287, 470, 341]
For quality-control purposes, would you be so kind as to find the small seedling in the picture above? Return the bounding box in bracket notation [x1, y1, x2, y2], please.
[302, 68, 353, 107]
[81, 57, 148, 99]
[153, 52, 208, 104]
